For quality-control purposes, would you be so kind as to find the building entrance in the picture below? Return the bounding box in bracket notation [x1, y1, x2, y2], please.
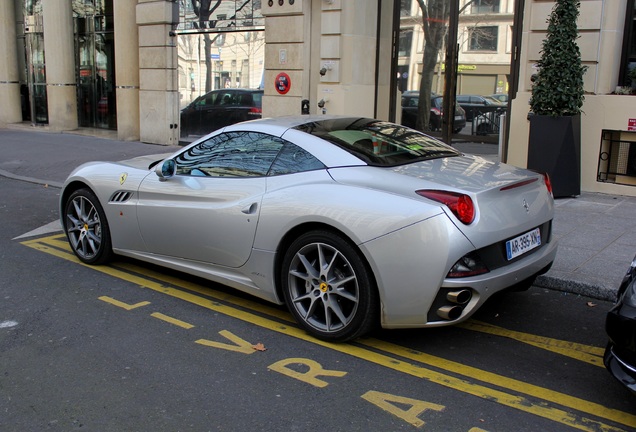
[75, 4, 116, 130]
[23, 13, 47, 124]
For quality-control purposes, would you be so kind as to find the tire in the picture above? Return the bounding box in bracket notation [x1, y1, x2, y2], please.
[281, 230, 379, 342]
[63, 188, 113, 265]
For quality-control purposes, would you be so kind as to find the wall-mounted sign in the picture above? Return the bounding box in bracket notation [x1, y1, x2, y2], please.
[275, 72, 291, 95]
[629, 119, 636, 131]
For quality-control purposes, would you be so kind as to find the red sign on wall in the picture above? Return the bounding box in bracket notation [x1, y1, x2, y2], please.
[629, 119, 636, 131]
[275, 72, 291, 95]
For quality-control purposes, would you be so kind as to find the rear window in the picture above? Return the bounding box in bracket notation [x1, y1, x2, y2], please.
[293, 118, 461, 166]
[251, 91, 263, 107]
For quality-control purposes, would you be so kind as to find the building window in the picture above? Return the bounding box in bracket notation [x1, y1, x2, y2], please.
[398, 30, 413, 57]
[471, 0, 500, 14]
[400, 0, 413, 16]
[468, 26, 498, 52]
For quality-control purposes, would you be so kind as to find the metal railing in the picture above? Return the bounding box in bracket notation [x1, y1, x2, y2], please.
[597, 130, 636, 186]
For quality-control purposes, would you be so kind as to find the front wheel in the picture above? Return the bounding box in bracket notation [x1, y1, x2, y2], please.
[281, 231, 379, 342]
[64, 188, 113, 265]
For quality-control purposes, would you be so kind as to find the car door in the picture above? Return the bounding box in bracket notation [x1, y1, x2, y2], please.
[136, 131, 285, 268]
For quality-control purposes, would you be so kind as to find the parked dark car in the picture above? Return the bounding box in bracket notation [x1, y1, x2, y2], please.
[180, 88, 263, 138]
[488, 93, 509, 104]
[604, 254, 636, 394]
[456, 94, 506, 121]
[401, 93, 466, 133]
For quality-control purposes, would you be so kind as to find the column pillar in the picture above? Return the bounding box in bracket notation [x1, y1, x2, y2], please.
[262, 0, 311, 116]
[136, 0, 179, 145]
[42, 0, 78, 131]
[0, 0, 23, 125]
[114, 0, 140, 141]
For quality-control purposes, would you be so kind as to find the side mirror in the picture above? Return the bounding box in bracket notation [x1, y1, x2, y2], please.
[155, 159, 176, 181]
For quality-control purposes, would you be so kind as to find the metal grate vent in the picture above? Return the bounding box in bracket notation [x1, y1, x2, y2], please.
[110, 191, 133, 203]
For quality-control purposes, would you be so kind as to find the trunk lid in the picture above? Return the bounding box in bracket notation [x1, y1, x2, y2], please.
[328, 154, 554, 248]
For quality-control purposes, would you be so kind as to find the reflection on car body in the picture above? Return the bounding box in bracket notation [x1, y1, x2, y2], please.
[60, 115, 557, 342]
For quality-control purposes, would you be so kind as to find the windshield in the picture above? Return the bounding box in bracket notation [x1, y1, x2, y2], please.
[483, 96, 504, 105]
[293, 118, 461, 166]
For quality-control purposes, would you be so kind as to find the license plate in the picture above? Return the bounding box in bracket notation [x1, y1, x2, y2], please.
[506, 228, 541, 260]
[455, 115, 463, 120]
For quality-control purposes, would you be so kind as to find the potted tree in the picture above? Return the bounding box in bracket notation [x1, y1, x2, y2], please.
[528, 0, 587, 197]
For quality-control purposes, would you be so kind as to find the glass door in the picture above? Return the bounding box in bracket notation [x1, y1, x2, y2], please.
[75, 3, 116, 130]
[24, 23, 48, 124]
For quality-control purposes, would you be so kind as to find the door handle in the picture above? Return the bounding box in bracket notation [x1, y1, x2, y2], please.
[241, 203, 258, 215]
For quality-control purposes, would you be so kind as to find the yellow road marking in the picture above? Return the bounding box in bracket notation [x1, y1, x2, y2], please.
[98, 296, 150, 310]
[21, 235, 636, 431]
[460, 320, 605, 367]
[151, 312, 194, 329]
[196, 330, 256, 354]
[268, 358, 347, 388]
[361, 391, 445, 428]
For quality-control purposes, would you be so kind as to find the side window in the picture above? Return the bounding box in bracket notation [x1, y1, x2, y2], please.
[269, 144, 325, 176]
[174, 131, 285, 177]
[236, 93, 253, 106]
[197, 92, 216, 107]
[217, 92, 236, 106]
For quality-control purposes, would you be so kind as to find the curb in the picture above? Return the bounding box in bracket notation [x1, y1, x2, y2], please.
[535, 274, 616, 302]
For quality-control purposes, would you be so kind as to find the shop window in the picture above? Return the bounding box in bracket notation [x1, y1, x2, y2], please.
[620, 1, 636, 86]
[598, 130, 636, 186]
[468, 26, 498, 52]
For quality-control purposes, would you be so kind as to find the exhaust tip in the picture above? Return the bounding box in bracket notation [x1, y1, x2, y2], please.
[447, 289, 472, 305]
[437, 305, 463, 321]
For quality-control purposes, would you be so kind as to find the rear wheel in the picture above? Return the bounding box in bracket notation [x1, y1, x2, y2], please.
[64, 188, 113, 265]
[281, 231, 378, 342]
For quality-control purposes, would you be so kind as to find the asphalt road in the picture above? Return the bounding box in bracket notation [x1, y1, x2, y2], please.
[1, 176, 635, 432]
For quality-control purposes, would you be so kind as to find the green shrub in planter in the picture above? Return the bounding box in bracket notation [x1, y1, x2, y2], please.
[529, 0, 586, 116]
[528, 0, 587, 197]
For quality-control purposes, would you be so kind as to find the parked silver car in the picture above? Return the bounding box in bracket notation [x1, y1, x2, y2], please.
[60, 116, 557, 342]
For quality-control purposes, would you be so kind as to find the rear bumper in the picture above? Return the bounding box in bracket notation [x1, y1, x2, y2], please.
[423, 235, 558, 326]
[369, 214, 558, 329]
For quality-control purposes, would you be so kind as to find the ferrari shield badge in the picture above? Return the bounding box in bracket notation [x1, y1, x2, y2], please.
[119, 173, 128, 185]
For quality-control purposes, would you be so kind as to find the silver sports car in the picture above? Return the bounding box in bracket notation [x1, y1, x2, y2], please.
[60, 116, 557, 342]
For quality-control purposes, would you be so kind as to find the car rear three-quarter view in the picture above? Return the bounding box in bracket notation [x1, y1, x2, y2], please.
[60, 115, 557, 342]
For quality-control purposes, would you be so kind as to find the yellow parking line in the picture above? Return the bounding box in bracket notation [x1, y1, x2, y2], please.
[151, 312, 195, 329]
[99, 296, 150, 310]
[459, 320, 605, 367]
[21, 235, 636, 431]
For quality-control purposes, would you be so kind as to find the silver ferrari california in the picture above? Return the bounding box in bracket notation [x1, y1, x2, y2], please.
[60, 116, 557, 341]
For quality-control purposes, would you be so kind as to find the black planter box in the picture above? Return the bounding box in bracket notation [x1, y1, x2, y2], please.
[528, 114, 581, 198]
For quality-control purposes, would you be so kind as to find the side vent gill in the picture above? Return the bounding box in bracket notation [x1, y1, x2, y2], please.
[110, 191, 133, 203]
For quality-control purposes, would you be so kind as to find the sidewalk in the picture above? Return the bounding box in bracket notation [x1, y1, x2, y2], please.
[1, 125, 634, 302]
